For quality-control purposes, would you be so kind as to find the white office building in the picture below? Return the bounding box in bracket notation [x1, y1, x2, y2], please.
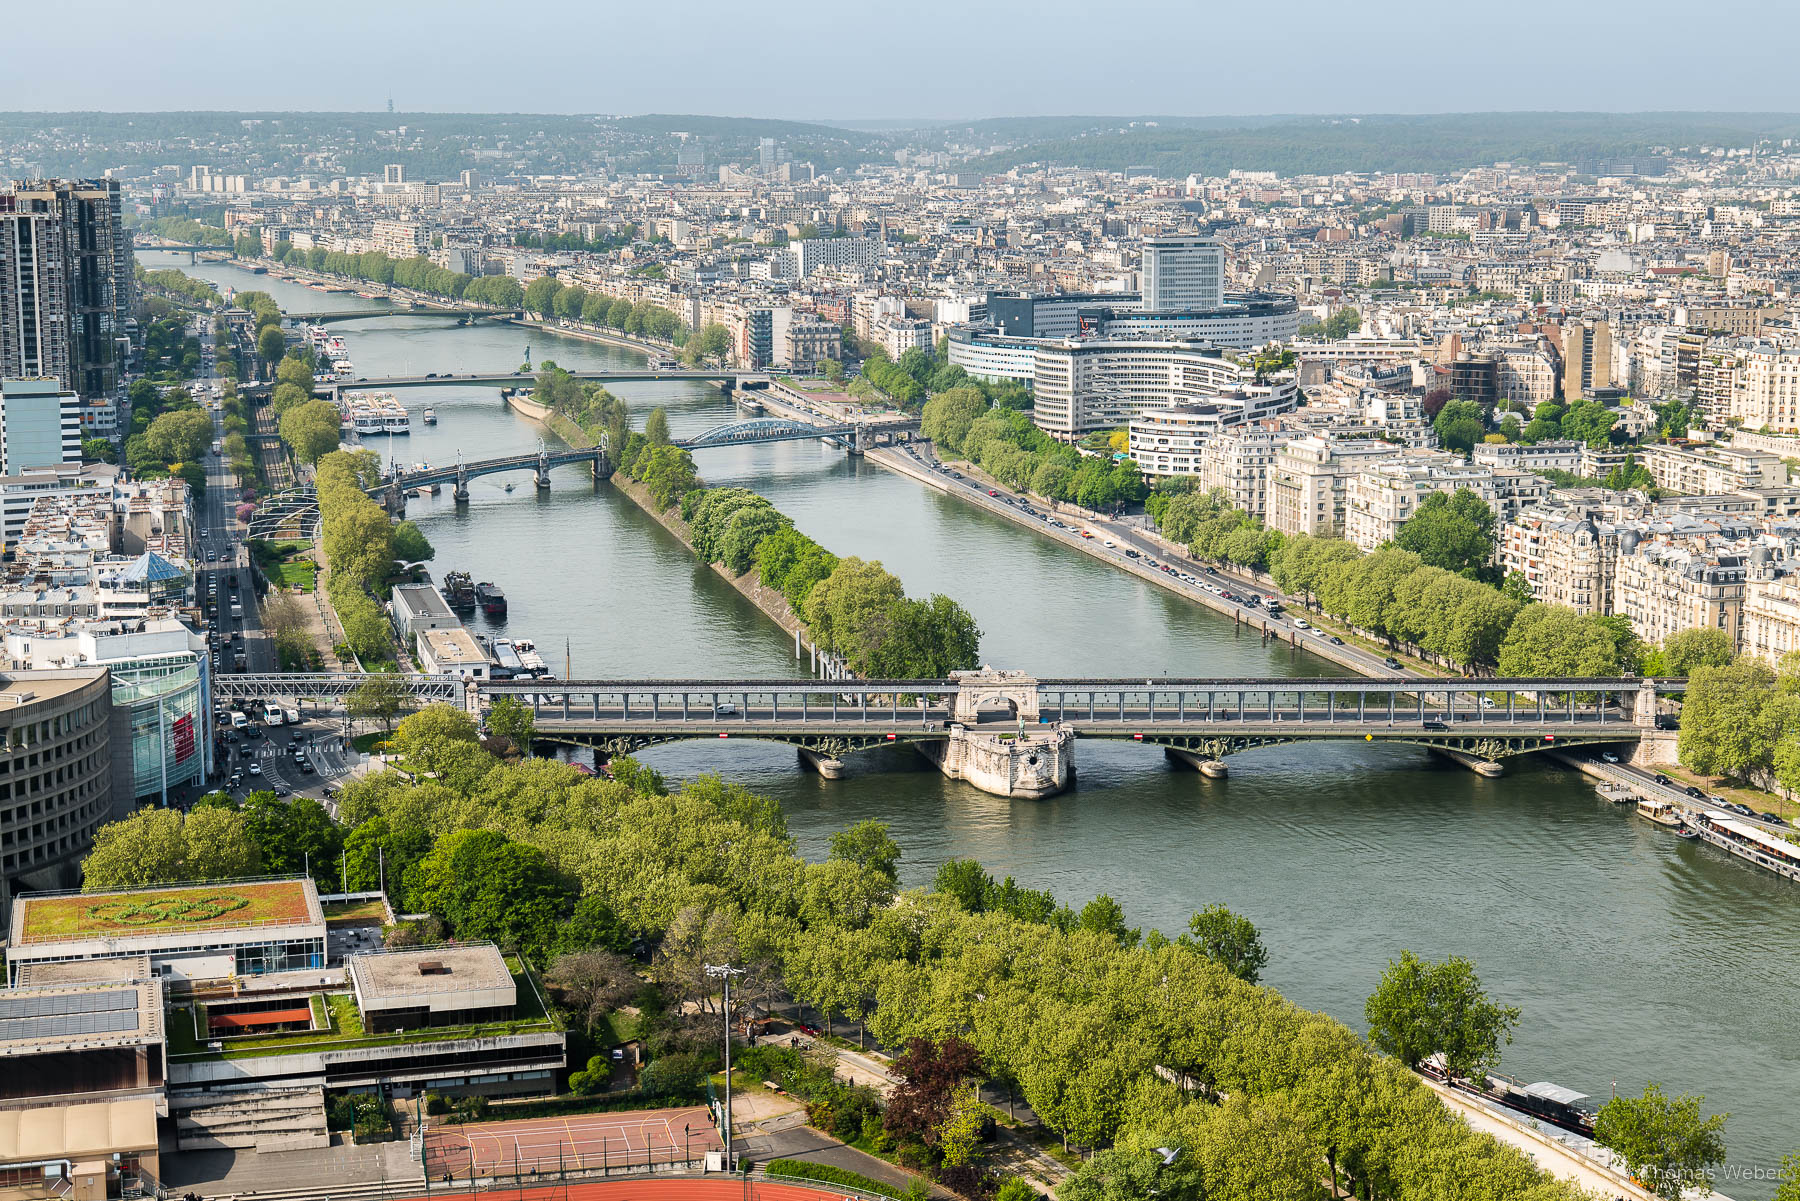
[0, 378, 83, 477]
[1141, 235, 1224, 312]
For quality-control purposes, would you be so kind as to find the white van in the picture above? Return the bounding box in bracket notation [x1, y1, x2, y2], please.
[262, 702, 285, 726]
[284, 706, 300, 725]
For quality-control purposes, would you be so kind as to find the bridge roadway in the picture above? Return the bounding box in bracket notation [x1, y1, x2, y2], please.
[325, 369, 759, 400]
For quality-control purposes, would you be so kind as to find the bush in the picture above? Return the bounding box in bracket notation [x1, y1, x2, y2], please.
[764, 1159, 908, 1200]
[452, 1095, 489, 1121]
[425, 1093, 451, 1115]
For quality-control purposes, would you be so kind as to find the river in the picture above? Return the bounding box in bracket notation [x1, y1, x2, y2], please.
[149, 253, 1799, 1195]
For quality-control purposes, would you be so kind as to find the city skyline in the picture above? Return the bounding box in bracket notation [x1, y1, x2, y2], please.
[12, 0, 1800, 119]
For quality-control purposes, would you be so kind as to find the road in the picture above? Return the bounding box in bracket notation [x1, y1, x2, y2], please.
[1579, 752, 1795, 838]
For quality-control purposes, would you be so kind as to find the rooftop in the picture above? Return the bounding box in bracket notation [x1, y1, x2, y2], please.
[349, 942, 513, 1004]
[11, 877, 322, 947]
[0, 982, 164, 1055]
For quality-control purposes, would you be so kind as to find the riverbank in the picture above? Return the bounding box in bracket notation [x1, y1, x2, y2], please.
[510, 317, 677, 360]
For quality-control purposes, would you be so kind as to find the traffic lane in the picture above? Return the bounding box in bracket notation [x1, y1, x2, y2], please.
[1604, 758, 1793, 835]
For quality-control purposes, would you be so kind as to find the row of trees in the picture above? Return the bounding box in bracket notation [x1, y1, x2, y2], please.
[683, 487, 981, 677]
[309, 719, 1602, 1199]
[924, 388, 1148, 512]
[522, 277, 687, 345]
[314, 449, 432, 664]
[1151, 487, 1649, 675]
[137, 265, 222, 308]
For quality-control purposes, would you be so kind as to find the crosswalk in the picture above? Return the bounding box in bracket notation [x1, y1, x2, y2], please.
[222, 724, 356, 796]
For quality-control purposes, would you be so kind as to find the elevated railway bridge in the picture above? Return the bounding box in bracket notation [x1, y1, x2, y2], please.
[213, 671, 1681, 777]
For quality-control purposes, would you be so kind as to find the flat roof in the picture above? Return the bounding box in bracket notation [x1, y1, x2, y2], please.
[1716, 816, 1800, 861]
[421, 626, 486, 665]
[0, 983, 163, 1055]
[348, 943, 513, 1007]
[15, 954, 152, 987]
[394, 583, 454, 619]
[11, 878, 323, 948]
[0, 1097, 158, 1164]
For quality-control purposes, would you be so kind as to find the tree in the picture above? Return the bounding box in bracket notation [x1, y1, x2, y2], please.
[1432, 399, 1487, 455]
[392, 704, 483, 770]
[82, 437, 117, 463]
[80, 808, 186, 889]
[523, 276, 564, 319]
[347, 673, 416, 732]
[642, 406, 671, 446]
[1078, 894, 1140, 948]
[921, 387, 988, 456]
[403, 828, 574, 963]
[1364, 950, 1519, 1080]
[1593, 1084, 1727, 1201]
[1393, 489, 1496, 578]
[1678, 660, 1794, 780]
[828, 820, 902, 883]
[145, 409, 212, 465]
[1661, 628, 1735, 676]
[1181, 904, 1268, 984]
[546, 950, 639, 1033]
[257, 324, 286, 365]
[1497, 603, 1625, 677]
[1776, 1152, 1800, 1201]
[392, 520, 435, 565]
[487, 696, 536, 755]
[884, 1036, 984, 1146]
[279, 399, 342, 464]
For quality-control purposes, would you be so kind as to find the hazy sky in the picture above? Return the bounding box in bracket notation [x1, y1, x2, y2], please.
[16, 0, 1800, 121]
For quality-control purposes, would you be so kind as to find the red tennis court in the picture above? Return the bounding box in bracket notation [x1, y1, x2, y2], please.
[423, 1106, 721, 1179]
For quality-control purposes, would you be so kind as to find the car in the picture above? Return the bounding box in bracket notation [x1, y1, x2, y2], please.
[1685, 786, 1705, 799]
[1423, 719, 1449, 731]
[425, 372, 438, 378]
[300, 761, 316, 775]
[273, 788, 290, 798]
[1601, 752, 1619, 763]
[1760, 811, 1785, 826]
[228, 773, 242, 787]
[1384, 657, 1402, 670]
[247, 763, 261, 776]
[1329, 636, 1345, 645]
[1479, 697, 1496, 708]
[1123, 549, 1139, 558]
[1293, 619, 1310, 630]
[1653, 774, 1672, 786]
[1102, 540, 1117, 549]
[987, 489, 999, 496]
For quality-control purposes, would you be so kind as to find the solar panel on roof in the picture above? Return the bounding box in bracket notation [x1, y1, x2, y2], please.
[0, 989, 141, 1042]
[0, 989, 135, 1020]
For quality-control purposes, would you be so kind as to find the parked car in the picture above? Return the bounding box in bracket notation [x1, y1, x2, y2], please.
[1685, 786, 1706, 799]
[1653, 774, 1672, 786]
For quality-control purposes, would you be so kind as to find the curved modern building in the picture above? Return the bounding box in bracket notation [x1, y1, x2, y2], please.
[0, 667, 119, 926]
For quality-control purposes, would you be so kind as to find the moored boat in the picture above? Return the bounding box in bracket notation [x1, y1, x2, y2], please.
[443, 571, 477, 612]
[1636, 798, 1686, 828]
[476, 581, 507, 616]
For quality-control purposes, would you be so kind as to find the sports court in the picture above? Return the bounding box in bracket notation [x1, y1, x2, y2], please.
[423, 1105, 721, 1179]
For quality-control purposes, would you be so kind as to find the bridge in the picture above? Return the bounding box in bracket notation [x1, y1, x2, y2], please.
[286, 308, 512, 325]
[214, 670, 1682, 779]
[323, 370, 762, 403]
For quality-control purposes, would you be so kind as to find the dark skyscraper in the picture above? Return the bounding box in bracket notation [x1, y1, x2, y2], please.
[0, 178, 132, 403]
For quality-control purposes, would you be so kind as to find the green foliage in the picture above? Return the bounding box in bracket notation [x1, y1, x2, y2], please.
[1432, 399, 1487, 455]
[403, 828, 575, 963]
[763, 1159, 908, 1200]
[1678, 659, 1797, 780]
[1299, 306, 1361, 340]
[487, 697, 537, 755]
[1593, 1084, 1728, 1201]
[1660, 628, 1735, 676]
[1393, 489, 1495, 578]
[1180, 904, 1268, 985]
[1364, 949, 1520, 1080]
[80, 807, 262, 890]
[278, 399, 342, 465]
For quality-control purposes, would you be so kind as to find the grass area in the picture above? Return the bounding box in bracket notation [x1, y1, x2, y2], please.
[267, 557, 318, 591]
[19, 879, 315, 943]
[311, 994, 328, 1025]
[352, 731, 392, 753]
[322, 898, 387, 922]
[168, 990, 556, 1064]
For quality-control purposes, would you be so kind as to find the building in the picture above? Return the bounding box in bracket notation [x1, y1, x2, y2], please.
[1343, 459, 1497, 553]
[347, 943, 518, 1034]
[1728, 343, 1800, 433]
[1267, 436, 1397, 538]
[0, 182, 131, 404]
[1612, 540, 1747, 649]
[790, 236, 881, 279]
[1472, 440, 1585, 474]
[369, 219, 426, 260]
[785, 318, 841, 375]
[0, 379, 82, 477]
[1562, 319, 1612, 400]
[390, 583, 459, 641]
[1502, 509, 1615, 614]
[418, 627, 488, 679]
[7, 877, 327, 986]
[982, 290, 1297, 350]
[1140, 235, 1224, 312]
[0, 668, 118, 929]
[383, 164, 407, 184]
[1639, 443, 1782, 495]
[1742, 562, 1800, 665]
[1195, 427, 1290, 519]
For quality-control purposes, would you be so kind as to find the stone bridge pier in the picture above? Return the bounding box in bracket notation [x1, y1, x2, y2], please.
[535, 449, 553, 490]
[453, 464, 471, 501]
[917, 669, 1072, 799]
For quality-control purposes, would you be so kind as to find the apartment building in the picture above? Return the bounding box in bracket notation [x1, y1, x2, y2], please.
[1612, 539, 1747, 648]
[1472, 439, 1585, 474]
[369, 219, 427, 260]
[792, 235, 882, 278]
[1562, 319, 1612, 399]
[786, 317, 841, 375]
[0, 181, 131, 404]
[1729, 343, 1800, 433]
[1030, 338, 1298, 439]
[1639, 443, 1783, 494]
[1267, 436, 1396, 538]
[0, 378, 83, 475]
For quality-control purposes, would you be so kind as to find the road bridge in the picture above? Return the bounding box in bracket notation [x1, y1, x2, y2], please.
[286, 308, 510, 324]
[212, 672, 460, 704]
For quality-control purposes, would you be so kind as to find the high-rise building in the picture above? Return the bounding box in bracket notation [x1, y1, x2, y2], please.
[1140, 235, 1224, 312]
[0, 378, 83, 475]
[384, 163, 408, 184]
[1561, 319, 1612, 400]
[0, 180, 131, 404]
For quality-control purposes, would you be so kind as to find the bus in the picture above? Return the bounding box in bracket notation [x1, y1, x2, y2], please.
[262, 702, 285, 726]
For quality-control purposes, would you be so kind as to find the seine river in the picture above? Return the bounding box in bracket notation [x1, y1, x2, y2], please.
[149, 254, 1798, 1194]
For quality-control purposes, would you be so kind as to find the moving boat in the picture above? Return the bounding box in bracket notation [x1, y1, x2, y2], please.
[476, 581, 507, 616]
[423, 407, 437, 425]
[442, 571, 477, 612]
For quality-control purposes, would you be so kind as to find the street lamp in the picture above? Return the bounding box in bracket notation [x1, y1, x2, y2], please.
[704, 963, 744, 1170]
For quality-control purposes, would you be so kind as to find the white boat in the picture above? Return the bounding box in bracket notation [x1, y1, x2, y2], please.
[1636, 798, 1686, 828]
[651, 356, 678, 371]
[422, 407, 437, 425]
[1688, 812, 1800, 882]
[339, 392, 410, 436]
[514, 639, 551, 677]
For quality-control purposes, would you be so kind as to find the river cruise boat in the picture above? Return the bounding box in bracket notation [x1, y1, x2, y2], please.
[651, 356, 678, 371]
[338, 392, 411, 436]
[1688, 812, 1800, 882]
